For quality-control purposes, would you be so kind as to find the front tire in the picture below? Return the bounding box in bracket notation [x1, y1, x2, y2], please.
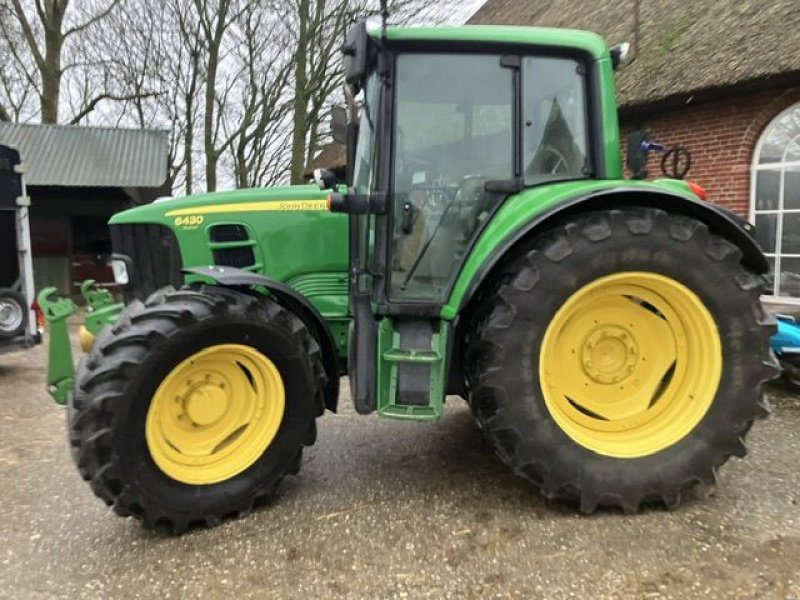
[466, 208, 776, 513]
[69, 285, 326, 532]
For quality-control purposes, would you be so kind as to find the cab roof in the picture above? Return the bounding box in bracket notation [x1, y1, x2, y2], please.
[380, 25, 609, 60]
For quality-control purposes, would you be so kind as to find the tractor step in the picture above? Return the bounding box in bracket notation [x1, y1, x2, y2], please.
[376, 318, 450, 421]
[382, 348, 441, 363]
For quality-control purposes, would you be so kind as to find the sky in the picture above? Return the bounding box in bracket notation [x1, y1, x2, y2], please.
[449, 0, 486, 23]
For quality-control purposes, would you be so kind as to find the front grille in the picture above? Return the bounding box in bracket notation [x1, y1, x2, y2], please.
[110, 223, 183, 302]
[213, 246, 255, 269]
[209, 224, 248, 242]
[208, 223, 256, 269]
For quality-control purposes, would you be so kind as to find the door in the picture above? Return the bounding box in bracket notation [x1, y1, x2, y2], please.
[388, 53, 514, 305]
[347, 71, 383, 413]
[346, 52, 516, 418]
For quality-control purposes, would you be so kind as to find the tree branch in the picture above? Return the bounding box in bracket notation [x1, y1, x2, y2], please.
[9, 0, 45, 68]
[64, 0, 121, 38]
[68, 91, 158, 125]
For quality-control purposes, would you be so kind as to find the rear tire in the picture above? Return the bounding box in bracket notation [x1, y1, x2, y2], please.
[69, 285, 326, 532]
[465, 208, 776, 513]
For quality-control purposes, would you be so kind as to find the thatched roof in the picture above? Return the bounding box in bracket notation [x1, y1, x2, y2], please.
[304, 142, 346, 178]
[469, 0, 800, 112]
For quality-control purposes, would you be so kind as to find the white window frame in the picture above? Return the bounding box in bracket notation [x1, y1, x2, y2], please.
[750, 101, 800, 297]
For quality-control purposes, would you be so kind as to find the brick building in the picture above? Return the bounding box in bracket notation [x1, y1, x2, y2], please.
[470, 0, 800, 296]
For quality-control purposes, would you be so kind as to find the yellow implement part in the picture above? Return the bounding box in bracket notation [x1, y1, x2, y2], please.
[539, 272, 721, 458]
[145, 344, 285, 484]
[79, 326, 95, 353]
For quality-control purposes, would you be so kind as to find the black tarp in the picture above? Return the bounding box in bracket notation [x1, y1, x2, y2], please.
[0, 145, 22, 211]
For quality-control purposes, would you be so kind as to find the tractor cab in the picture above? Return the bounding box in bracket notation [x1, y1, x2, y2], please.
[328, 23, 611, 419]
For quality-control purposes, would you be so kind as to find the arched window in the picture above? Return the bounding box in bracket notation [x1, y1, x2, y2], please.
[752, 102, 800, 297]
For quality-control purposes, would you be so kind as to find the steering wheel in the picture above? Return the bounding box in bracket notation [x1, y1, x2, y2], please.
[535, 144, 569, 175]
[540, 145, 570, 175]
[661, 146, 692, 180]
[456, 174, 493, 238]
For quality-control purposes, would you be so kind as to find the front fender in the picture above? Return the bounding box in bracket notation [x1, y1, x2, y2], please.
[443, 182, 769, 319]
[183, 266, 340, 412]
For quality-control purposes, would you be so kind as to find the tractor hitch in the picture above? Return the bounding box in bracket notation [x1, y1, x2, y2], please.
[38, 280, 124, 405]
[38, 287, 77, 405]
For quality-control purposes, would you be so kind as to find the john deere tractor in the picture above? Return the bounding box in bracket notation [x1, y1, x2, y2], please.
[40, 22, 775, 532]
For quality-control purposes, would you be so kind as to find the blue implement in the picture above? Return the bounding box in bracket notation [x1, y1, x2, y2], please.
[771, 315, 800, 386]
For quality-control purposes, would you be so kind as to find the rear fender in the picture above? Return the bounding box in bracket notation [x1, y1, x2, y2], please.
[450, 186, 769, 317]
[442, 187, 769, 397]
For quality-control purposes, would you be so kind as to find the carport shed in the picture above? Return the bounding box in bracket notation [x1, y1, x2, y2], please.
[0, 123, 169, 297]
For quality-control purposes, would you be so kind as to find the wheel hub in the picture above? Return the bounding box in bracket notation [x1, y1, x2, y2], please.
[581, 326, 638, 384]
[182, 379, 229, 427]
[0, 300, 22, 330]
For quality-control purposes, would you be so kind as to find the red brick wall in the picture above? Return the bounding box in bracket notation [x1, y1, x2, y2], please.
[620, 86, 800, 218]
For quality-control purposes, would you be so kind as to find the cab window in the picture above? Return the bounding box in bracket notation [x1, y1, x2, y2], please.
[522, 57, 589, 184]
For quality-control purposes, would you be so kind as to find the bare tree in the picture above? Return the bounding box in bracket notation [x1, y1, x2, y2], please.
[0, 0, 472, 192]
[96, 0, 202, 193]
[191, 0, 239, 191]
[0, 7, 34, 122]
[279, 0, 452, 184]
[0, 0, 123, 123]
[172, 3, 204, 194]
[277, 0, 358, 184]
[187, 0, 296, 191]
[226, 8, 293, 188]
[95, 0, 294, 193]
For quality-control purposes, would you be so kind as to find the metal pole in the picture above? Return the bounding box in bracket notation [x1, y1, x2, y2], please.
[14, 164, 36, 339]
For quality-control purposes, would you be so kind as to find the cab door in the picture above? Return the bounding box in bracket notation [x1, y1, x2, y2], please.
[346, 72, 384, 413]
[348, 52, 516, 419]
[386, 53, 515, 305]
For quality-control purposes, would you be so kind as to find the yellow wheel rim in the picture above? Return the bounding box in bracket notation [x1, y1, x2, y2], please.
[539, 272, 722, 458]
[145, 344, 285, 484]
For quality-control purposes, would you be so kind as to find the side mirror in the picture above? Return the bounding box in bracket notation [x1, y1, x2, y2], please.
[611, 42, 633, 70]
[626, 130, 650, 180]
[343, 21, 368, 92]
[331, 106, 347, 145]
[313, 168, 338, 191]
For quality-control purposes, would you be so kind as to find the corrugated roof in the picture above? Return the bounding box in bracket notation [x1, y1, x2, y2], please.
[0, 122, 168, 187]
[469, 0, 800, 110]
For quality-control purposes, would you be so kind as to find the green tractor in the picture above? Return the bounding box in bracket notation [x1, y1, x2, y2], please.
[40, 22, 775, 532]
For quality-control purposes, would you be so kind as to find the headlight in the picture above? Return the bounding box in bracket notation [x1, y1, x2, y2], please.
[111, 259, 129, 285]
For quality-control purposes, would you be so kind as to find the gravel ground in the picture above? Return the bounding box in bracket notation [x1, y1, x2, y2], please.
[1, 331, 799, 599]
